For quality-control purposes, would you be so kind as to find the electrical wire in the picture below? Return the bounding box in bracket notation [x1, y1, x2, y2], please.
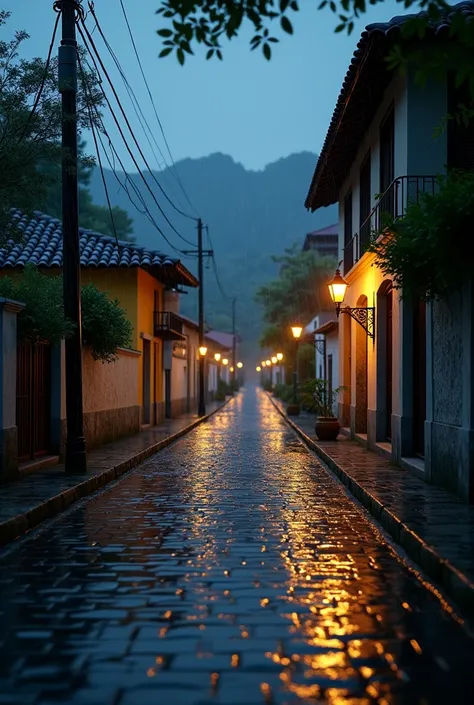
[79, 11, 197, 241]
[19, 10, 61, 141]
[116, 0, 199, 218]
[77, 22, 193, 256]
[88, 9, 189, 217]
[79, 51, 197, 262]
[77, 48, 121, 250]
[205, 225, 233, 302]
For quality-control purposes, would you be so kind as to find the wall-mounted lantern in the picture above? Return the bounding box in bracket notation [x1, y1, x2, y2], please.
[328, 268, 375, 339]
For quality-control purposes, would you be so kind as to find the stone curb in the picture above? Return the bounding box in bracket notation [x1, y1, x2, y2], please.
[0, 395, 235, 549]
[268, 393, 474, 619]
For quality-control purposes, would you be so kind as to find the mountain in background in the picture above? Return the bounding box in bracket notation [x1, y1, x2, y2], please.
[89, 151, 337, 355]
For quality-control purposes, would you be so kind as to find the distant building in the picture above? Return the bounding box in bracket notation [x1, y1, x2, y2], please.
[302, 224, 338, 258]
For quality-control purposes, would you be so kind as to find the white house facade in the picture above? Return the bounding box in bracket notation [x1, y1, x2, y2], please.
[305, 1, 474, 501]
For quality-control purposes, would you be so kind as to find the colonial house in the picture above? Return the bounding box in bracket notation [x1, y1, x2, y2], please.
[159, 300, 233, 417]
[305, 2, 474, 501]
[0, 211, 197, 473]
[303, 313, 339, 415]
[302, 224, 338, 257]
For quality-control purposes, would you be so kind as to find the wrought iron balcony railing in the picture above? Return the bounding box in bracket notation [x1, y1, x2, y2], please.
[153, 311, 185, 340]
[343, 175, 438, 275]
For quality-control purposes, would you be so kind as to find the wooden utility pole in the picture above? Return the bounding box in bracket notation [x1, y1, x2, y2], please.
[197, 218, 205, 416]
[57, 0, 86, 473]
[231, 298, 236, 386]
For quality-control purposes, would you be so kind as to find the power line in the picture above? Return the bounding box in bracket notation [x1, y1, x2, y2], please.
[116, 0, 199, 218]
[87, 7, 190, 219]
[19, 10, 61, 141]
[77, 21, 193, 256]
[82, 6, 197, 230]
[206, 225, 232, 302]
[79, 51, 197, 262]
[77, 48, 120, 249]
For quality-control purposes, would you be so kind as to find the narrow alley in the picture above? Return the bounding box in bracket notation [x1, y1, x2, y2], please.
[1, 388, 474, 705]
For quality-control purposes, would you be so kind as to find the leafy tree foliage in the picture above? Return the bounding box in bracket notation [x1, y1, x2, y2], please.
[368, 170, 474, 301]
[0, 11, 134, 244]
[156, 0, 474, 72]
[0, 265, 133, 362]
[255, 245, 336, 353]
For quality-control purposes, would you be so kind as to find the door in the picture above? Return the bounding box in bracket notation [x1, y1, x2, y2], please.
[385, 287, 393, 440]
[379, 107, 395, 218]
[153, 342, 157, 425]
[413, 299, 426, 457]
[16, 342, 51, 462]
[142, 339, 151, 425]
[359, 151, 371, 252]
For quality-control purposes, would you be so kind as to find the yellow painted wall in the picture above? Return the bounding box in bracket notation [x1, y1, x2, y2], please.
[136, 268, 165, 409]
[340, 252, 395, 417]
[82, 347, 140, 413]
[82, 268, 139, 349]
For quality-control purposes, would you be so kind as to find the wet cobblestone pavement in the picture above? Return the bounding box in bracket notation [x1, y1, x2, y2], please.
[1, 388, 474, 705]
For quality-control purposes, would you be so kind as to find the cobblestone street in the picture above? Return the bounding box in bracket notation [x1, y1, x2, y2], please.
[1, 388, 474, 705]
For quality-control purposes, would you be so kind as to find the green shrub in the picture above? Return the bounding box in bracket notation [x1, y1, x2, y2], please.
[81, 283, 133, 363]
[368, 170, 474, 301]
[0, 264, 133, 362]
[215, 378, 231, 401]
[273, 383, 293, 402]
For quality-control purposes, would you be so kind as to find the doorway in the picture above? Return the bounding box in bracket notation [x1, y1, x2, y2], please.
[413, 299, 426, 457]
[142, 338, 150, 425]
[355, 295, 368, 434]
[16, 342, 52, 462]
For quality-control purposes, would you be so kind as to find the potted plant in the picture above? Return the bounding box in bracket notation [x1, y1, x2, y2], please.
[299, 378, 347, 441]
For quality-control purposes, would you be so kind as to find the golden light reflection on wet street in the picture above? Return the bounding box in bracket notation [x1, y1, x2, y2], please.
[1, 387, 474, 704]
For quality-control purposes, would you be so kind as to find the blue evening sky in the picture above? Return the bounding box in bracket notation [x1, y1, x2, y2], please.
[2, 0, 410, 171]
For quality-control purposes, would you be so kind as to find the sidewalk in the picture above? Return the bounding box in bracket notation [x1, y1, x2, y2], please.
[0, 397, 234, 548]
[269, 394, 474, 618]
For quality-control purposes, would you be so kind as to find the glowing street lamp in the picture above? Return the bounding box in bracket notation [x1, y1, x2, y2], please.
[328, 267, 348, 314]
[276, 352, 283, 361]
[230, 366, 234, 373]
[214, 352, 221, 362]
[261, 361, 266, 367]
[288, 322, 304, 416]
[328, 267, 375, 338]
[199, 345, 208, 357]
[256, 366, 261, 372]
[237, 362, 243, 369]
[266, 359, 271, 366]
[291, 325, 303, 340]
[271, 356, 277, 365]
[222, 358, 229, 366]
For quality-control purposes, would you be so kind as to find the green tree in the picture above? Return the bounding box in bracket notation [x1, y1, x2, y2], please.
[255, 245, 336, 353]
[156, 0, 474, 79]
[0, 11, 135, 244]
[0, 265, 133, 362]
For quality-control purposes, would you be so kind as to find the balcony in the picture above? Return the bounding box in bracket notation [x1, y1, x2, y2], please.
[153, 311, 185, 340]
[343, 175, 438, 275]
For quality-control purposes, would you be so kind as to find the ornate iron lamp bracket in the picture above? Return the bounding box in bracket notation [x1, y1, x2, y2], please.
[336, 304, 375, 339]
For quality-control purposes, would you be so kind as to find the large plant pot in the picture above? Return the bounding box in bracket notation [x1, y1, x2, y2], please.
[315, 416, 340, 441]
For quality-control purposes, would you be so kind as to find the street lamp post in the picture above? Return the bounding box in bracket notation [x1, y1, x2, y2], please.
[287, 324, 303, 416]
[276, 352, 283, 385]
[214, 352, 221, 384]
[198, 346, 207, 416]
